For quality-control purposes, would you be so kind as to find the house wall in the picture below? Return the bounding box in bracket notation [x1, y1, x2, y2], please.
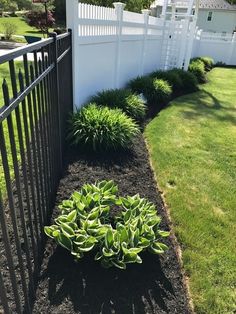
[151, 6, 236, 34]
[197, 10, 236, 33]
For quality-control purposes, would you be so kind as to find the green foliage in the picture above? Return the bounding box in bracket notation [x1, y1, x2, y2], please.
[192, 57, 214, 72]
[188, 59, 207, 83]
[172, 69, 199, 93]
[0, 0, 18, 13]
[151, 78, 172, 106]
[80, 0, 152, 13]
[128, 75, 153, 98]
[45, 180, 169, 270]
[129, 76, 172, 107]
[151, 69, 183, 95]
[67, 104, 139, 151]
[90, 89, 146, 121]
[1, 21, 17, 40]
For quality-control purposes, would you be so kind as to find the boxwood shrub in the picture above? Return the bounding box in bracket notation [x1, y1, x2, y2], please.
[45, 180, 169, 270]
[188, 59, 207, 83]
[68, 104, 139, 151]
[90, 89, 146, 121]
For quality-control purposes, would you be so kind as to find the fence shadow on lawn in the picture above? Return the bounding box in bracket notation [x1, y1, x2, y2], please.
[180, 90, 236, 126]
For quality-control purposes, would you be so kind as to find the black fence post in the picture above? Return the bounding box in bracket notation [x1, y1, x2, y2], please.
[50, 32, 63, 172]
[68, 28, 74, 112]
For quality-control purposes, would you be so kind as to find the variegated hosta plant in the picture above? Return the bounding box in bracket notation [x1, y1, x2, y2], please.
[44, 180, 169, 270]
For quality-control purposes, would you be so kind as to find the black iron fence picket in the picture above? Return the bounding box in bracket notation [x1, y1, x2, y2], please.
[0, 31, 73, 313]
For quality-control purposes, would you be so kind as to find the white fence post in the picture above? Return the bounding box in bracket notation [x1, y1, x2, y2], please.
[113, 2, 125, 89]
[140, 9, 150, 76]
[66, 0, 80, 109]
[228, 32, 236, 65]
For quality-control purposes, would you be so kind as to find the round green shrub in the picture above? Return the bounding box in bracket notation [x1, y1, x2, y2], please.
[90, 89, 146, 121]
[188, 59, 207, 83]
[68, 104, 139, 151]
[150, 70, 182, 95]
[45, 180, 170, 270]
[173, 69, 199, 93]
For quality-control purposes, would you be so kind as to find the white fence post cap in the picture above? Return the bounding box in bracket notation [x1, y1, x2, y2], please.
[113, 2, 126, 9]
[141, 9, 150, 15]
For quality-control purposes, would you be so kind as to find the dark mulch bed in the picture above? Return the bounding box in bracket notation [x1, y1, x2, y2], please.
[32, 134, 192, 314]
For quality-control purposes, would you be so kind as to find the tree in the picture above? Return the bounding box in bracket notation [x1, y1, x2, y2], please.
[16, 0, 33, 10]
[0, 0, 18, 13]
[26, 10, 55, 35]
[80, 0, 153, 12]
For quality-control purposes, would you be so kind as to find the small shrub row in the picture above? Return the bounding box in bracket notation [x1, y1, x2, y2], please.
[68, 57, 213, 152]
[45, 180, 169, 270]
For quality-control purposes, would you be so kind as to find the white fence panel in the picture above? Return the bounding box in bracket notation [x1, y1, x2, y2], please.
[66, 0, 199, 108]
[192, 31, 236, 64]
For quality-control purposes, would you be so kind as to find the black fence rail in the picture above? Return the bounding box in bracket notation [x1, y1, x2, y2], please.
[0, 31, 73, 313]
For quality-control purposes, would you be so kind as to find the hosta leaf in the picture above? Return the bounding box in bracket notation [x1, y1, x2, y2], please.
[57, 233, 72, 251]
[150, 242, 169, 254]
[44, 226, 58, 238]
[67, 210, 77, 222]
[79, 241, 96, 252]
[124, 252, 138, 263]
[111, 259, 126, 270]
[120, 227, 128, 243]
[139, 237, 150, 248]
[87, 210, 99, 220]
[102, 247, 116, 257]
[133, 229, 140, 246]
[124, 210, 132, 223]
[105, 229, 114, 248]
[61, 222, 75, 238]
[55, 215, 68, 225]
[157, 230, 170, 238]
[95, 251, 103, 261]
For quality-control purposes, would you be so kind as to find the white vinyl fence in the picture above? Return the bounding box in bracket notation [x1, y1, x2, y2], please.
[192, 30, 236, 65]
[66, 0, 236, 108]
[66, 0, 195, 107]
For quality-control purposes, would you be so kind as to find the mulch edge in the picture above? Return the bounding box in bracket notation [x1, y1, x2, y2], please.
[144, 138, 195, 314]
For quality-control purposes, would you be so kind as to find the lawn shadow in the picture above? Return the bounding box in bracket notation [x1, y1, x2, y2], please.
[40, 246, 175, 313]
[181, 90, 236, 126]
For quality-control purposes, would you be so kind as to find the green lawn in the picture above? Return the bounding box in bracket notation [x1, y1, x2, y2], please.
[0, 16, 44, 40]
[145, 68, 236, 313]
[0, 62, 25, 193]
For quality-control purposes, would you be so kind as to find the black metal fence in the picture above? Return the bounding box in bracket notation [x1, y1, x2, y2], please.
[0, 31, 73, 313]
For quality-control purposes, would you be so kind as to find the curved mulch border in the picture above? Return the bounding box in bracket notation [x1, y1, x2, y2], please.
[32, 134, 193, 314]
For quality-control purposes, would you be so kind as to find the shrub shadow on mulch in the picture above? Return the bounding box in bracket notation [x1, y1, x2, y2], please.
[33, 134, 191, 314]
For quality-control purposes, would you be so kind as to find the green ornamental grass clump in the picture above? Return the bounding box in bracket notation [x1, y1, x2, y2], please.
[90, 89, 146, 122]
[191, 57, 214, 72]
[188, 59, 207, 83]
[150, 70, 182, 95]
[45, 180, 169, 270]
[151, 78, 172, 107]
[128, 75, 154, 101]
[68, 104, 139, 151]
[173, 69, 199, 93]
